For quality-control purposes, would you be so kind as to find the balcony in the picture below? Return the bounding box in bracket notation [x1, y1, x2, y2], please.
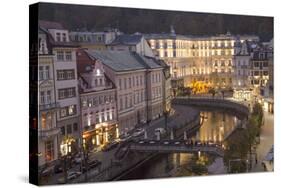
[39, 102, 60, 111]
[39, 127, 60, 139]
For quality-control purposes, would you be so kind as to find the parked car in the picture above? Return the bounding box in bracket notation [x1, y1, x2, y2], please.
[54, 164, 63, 174]
[163, 141, 170, 145]
[67, 171, 82, 180]
[132, 128, 145, 137]
[40, 166, 53, 177]
[102, 141, 120, 152]
[155, 128, 166, 135]
[119, 134, 132, 142]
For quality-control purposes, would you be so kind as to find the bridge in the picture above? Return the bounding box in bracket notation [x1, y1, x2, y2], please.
[172, 97, 250, 119]
[127, 140, 225, 157]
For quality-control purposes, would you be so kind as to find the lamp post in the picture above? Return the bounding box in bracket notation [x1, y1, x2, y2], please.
[164, 108, 171, 133]
[61, 139, 72, 184]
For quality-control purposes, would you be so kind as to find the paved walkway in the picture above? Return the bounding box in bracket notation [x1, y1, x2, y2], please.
[43, 105, 199, 184]
[251, 111, 274, 172]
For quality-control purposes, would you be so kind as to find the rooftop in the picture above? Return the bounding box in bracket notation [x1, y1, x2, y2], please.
[85, 50, 162, 72]
[109, 34, 143, 46]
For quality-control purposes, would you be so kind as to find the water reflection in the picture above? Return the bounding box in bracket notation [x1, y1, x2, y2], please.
[121, 111, 239, 180]
[196, 111, 238, 143]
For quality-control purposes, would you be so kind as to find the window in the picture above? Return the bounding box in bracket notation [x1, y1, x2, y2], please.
[60, 105, 76, 118]
[263, 62, 268, 67]
[67, 124, 72, 134]
[56, 33, 61, 42]
[60, 108, 67, 118]
[46, 90, 51, 103]
[95, 111, 99, 123]
[73, 123, 78, 132]
[45, 66, 50, 79]
[65, 51, 72, 61]
[254, 71, 259, 76]
[68, 105, 76, 116]
[62, 33, 67, 42]
[119, 79, 122, 90]
[45, 141, 54, 161]
[57, 70, 65, 80]
[57, 51, 64, 61]
[68, 88, 75, 97]
[124, 78, 127, 89]
[129, 77, 131, 88]
[40, 91, 45, 104]
[263, 71, 269, 76]
[61, 127, 65, 135]
[39, 66, 44, 80]
[66, 70, 75, 79]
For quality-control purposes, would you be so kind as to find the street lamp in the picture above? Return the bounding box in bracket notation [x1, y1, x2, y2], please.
[164, 108, 171, 132]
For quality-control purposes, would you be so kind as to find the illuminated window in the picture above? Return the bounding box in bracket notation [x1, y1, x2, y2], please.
[96, 69, 101, 76]
[45, 140, 54, 161]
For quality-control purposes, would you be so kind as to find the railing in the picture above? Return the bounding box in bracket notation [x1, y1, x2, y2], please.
[39, 102, 60, 111]
[39, 127, 60, 138]
[129, 141, 224, 157]
[173, 97, 249, 117]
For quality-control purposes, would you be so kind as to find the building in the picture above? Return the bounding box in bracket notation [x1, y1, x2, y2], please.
[38, 28, 60, 169]
[69, 29, 121, 50]
[145, 27, 260, 94]
[250, 46, 274, 112]
[76, 49, 118, 149]
[233, 40, 252, 100]
[107, 33, 171, 113]
[84, 50, 164, 134]
[39, 20, 81, 157]
[107, 34, 155, 57]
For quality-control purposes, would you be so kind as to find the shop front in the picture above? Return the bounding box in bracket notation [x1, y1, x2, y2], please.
[233, 88, 252, 101]
[82, 122, 119, 150]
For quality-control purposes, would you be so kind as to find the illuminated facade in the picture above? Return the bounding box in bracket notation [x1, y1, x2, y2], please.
[84, 50, 165, 135]
[77, 49, 118, 149]
[145, 29, 259, 91]
[233, 40, 252, 100]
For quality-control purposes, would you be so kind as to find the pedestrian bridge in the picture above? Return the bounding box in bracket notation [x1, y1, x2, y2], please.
[173, 97, 250, 119]
[128, 140, 225, 157]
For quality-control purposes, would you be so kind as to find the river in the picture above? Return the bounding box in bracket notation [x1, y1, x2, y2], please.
[120, 110, 240, 180]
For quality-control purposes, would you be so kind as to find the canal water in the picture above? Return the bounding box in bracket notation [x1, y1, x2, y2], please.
[120, 111, 239, 180]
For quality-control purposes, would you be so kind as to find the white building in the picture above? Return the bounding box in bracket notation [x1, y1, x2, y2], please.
[38, 28, 60, 169]
[233, 40, 252, 100]
[39, 20, 81, 156]
[76, 49, 118, 149]
[84, 50, 164, 134]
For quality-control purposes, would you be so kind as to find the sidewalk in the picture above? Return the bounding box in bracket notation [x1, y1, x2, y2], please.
[251, 111, 274, 172]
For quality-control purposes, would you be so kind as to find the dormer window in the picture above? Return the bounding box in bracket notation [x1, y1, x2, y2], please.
[96, 69, 101, 76]
[62, 33, 67, 42]
[56, 33, 61, 42]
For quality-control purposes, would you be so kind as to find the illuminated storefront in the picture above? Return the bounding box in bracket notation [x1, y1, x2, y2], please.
[233, 89, 252, 101]
[82, 122, 119, 149]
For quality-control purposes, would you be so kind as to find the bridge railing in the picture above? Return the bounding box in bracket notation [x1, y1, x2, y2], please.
[173, 97, 250, 117]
